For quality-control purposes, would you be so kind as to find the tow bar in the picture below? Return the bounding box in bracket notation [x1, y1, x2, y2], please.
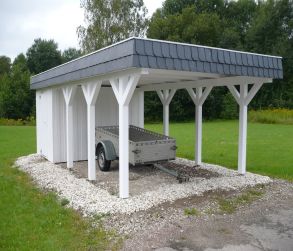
[154, 163, 190, 183]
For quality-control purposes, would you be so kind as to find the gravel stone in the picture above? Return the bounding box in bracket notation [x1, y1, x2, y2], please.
[15, 154, 271, 216]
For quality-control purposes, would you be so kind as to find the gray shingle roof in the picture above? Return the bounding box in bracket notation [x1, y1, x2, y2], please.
[31, 37, 283, 90]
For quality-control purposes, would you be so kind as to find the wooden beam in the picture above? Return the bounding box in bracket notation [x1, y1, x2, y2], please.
[110, 73, 141, 198]
[62, 86, 77, 168]
[141, 76, 272, 92]
[186, 86, 212, 165]
[228, 81, 264, 175]
[81, 81, 102, 181]
[156, 89, 177, 136]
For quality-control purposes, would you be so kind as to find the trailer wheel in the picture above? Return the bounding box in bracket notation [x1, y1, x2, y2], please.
[96, 146, 111, 171]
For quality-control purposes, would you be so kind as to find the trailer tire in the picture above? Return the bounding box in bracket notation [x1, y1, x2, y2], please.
[96, 146, 111, 171]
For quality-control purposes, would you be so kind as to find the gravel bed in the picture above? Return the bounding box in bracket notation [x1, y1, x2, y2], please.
[15, 154, 271, 216]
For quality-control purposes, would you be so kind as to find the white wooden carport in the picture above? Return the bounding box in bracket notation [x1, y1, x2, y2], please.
[31, 37, 283, 199]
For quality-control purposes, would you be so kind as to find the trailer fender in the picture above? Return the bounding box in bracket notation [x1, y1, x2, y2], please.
[96, 140, 117, 161]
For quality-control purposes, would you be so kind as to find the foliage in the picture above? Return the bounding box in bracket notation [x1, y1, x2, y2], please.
[144, 91, 162, 122]
[146, 121, 293, 181]
[0, 56, 11, 76]
[146, 0, 293, 122]
[77, 0, 148, 52]
[0, 39, 81, 121]
[62, 47, 83, 63]
[248, 108, 293, 125]
[184, 207, 200, 216]
[148, 6, 223, 46]
[0, 126, 121, 250]
[0, 117, 35, 126]
[0, 54, 35, 119]
[26, 38, 62, 74]
[220, 92, 238, 119]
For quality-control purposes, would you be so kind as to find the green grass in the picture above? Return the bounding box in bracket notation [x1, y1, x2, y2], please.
[217, 188, 264, 214]
[249, 108, 293, 125]
[184, 207, 200, 216]
[0, 126, 119, 251]
[146, 121, 293, 181]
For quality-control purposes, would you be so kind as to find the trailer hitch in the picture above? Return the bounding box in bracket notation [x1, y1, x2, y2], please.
[154, 163, 189, 183]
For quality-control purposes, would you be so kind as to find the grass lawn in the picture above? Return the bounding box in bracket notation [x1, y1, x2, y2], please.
[0, 126, 119, 251]
[146, 121, 293, 181]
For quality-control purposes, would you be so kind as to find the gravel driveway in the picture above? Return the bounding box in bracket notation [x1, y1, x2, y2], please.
[121, 180, 293, 251]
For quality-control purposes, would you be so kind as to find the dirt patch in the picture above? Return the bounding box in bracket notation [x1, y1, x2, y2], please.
[159, 162, 221, 179]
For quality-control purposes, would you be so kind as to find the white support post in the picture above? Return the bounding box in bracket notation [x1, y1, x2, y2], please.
[110, 73, 141, 199]
[228, 82, 263, 174]
[156, 89, 176, 136]
[238, 86, 248, 175]
[138, 90, 144, 128]
[62, 86, 77, 169]
[187, 86, 212, 165]
[81, 81, 102, 181]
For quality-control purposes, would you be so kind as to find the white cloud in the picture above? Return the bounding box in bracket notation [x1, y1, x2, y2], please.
[145, 0, 164, 17]
[0, 0, 164, 60]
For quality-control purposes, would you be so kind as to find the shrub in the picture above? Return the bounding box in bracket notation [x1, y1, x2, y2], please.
[248, 109, 293, 125]
[220, 92, 238, 119]
[0, 116, 36, 126]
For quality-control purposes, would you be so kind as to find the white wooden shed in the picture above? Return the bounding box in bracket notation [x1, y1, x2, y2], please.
[31, 37, 283, 198]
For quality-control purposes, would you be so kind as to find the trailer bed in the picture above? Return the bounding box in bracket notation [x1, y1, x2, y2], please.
[95, 125, 176, 165]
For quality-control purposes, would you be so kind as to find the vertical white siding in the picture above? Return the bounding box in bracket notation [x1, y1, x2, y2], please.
[52, 88, 66, 163]
[96, 87, 119, 126]
[36, 89, 54, 162]
[36, 91, 41, 155]
[36, 86, 143, 163]
[129, 89, 141, 127]
[52, 87, 88, 163]
[73, 88, 88, 161]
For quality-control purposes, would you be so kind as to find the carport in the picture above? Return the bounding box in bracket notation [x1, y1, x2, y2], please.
[31, 37, 283, 198]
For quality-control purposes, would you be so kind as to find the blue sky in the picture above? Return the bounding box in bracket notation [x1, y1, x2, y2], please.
[0, 0, 164, 60]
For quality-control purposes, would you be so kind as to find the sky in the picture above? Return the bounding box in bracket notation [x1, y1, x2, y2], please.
[0, 0, 164, 60]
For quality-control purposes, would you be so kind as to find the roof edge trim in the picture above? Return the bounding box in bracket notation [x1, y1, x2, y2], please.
[31, 37, 136, 79]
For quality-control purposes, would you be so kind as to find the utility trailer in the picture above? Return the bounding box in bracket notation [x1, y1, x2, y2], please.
[95, 125, 176, 171]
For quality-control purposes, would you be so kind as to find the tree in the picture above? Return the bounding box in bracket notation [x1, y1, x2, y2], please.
[0, 56, 11, 76]
[0, 54, 34, 119]
[246, 0, 293, 108]
[148, 6, 223, 46]
[62, 48, 83, 63]
[223, 0, 257, 45]
[26, 38, 62, 74]
[161, 0, 195, 15]
[77, 0, 148, 52]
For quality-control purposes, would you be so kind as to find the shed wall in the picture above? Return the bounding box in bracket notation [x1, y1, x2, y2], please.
[36, 89, 54, 161]
[36, 86, 142, 163]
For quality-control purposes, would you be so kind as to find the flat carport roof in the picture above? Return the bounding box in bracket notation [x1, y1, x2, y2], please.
[31, 37, 282, 90]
